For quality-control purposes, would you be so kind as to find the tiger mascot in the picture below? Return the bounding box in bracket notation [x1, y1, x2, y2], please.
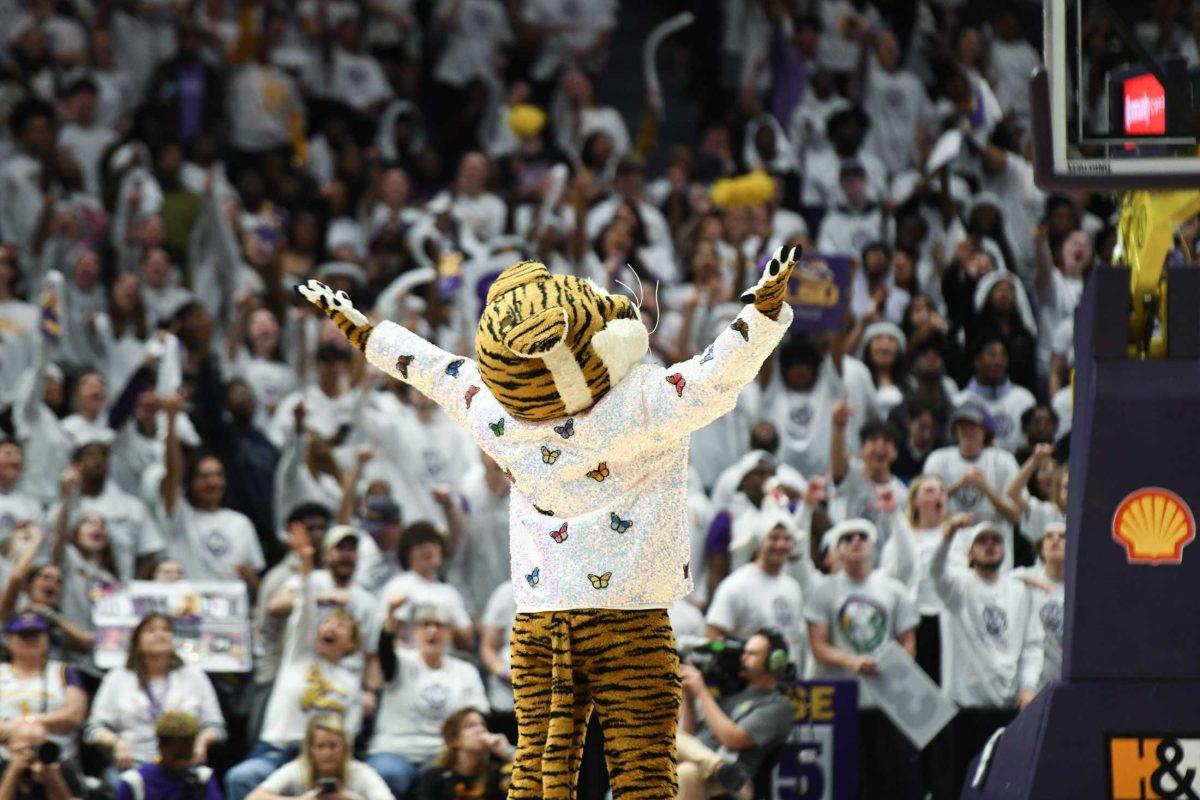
[299, 247, 798, 799]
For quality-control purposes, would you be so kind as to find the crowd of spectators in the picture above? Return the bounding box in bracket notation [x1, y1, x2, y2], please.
[0, 0, 1180, 796]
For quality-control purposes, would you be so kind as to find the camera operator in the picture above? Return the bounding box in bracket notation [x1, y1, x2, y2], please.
[0, 721, 79, 800]
[115, 712, 222, 800]
[677, 629, 795, 800]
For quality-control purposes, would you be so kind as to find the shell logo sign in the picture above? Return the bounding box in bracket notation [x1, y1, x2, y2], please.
[1112, 488, 1196, 565]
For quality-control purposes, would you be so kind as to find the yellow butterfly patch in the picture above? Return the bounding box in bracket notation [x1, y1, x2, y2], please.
[541, 445, 561, 464]
[587, 462, 610, 482]
[587, 572, 612, 590]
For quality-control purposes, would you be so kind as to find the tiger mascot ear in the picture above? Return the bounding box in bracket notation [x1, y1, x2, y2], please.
[486, 260, 552, 305]
[501, 306, 569, 359]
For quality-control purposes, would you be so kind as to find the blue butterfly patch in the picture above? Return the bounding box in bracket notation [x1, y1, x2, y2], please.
[554, 418, 575, 439]
[445, 359, 464, 377]
[700, 345, 714, 364]
[526, 567, 540, 588]
[609, 512, 633, 533]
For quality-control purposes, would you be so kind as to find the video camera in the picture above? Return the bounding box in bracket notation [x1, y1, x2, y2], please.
[678, 636, 746, 696]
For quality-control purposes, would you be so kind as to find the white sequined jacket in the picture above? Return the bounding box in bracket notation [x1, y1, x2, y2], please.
[365, 302, 794, 612]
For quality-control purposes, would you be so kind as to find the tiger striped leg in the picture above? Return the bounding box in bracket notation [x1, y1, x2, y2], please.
[511, 612, 594, 799]
[573, 609, 681, 799]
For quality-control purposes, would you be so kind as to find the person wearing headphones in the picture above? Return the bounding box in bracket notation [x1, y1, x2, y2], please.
[676, 628, 796, 800]
[806, 517, 920, 799]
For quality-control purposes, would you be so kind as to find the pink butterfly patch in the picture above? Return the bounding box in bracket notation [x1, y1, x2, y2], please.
[549, 523, 568, 544]
[666, 373, 686, 397]
[465, 385, 479, 408]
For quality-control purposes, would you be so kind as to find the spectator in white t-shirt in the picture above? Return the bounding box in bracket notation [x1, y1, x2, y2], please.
[805, 516, 919, 798]
[226, 526, 364, 800]
[1004, 444, 1067, 549]
[957, 335, 1036, 454]
[759, 333, 878, 480]
[478, 580, 516, 741]
[706, 509, 807, 665]
[445, 454, 510, 619]
[266, 525, 382, 679]
[247, 713, 391, 800]
[381, 522, 473, 650]
[85, 613, 226, 789]
[830, 399, 907, 529]
[1014, 521, 1065, 691]
[45, 437, 161, 582]
[924, 400, 1020, 571]
[367, 603, 489, 796]
[900, 474, 951, 683]
[158, 394, 265, 594]
[859, 30, 932, 176]
[931, 515, 1043, 796]
[0, 441, 41, 547]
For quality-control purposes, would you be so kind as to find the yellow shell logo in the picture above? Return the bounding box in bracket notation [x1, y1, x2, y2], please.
[1112, 488, 1196, 565]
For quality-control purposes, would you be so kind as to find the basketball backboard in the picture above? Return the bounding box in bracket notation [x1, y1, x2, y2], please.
[1033, 0, 1200, 190]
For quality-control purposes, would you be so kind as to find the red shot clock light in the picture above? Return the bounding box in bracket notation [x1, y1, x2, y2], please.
[1123, 73, 1167, 136]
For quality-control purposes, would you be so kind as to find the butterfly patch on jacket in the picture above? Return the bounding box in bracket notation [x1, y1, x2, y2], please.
[445, 358, 464, 377]
[700, 345, 714, 364]
[526, 567, 540, 587]
[490, 419, 505, 436]
[588, 572, 612, 590]
[730, 319, 749, 341]
[587, 462, 610, 482]
[541, 445, 561, 464]
[609, 513, 632, 533]
[554, 418, 575, 439]
[666, 373, 686, 397]
[549, 523, 568, 543]
[395, 354, 414, 377]
[465, 385, 479, 408]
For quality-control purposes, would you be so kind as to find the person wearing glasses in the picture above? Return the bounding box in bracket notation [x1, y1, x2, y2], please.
[806, 517, 920, 799]
[366, 603, 491, 797]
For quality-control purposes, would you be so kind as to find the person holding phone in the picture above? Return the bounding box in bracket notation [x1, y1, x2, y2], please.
[246, 714, 390, 800]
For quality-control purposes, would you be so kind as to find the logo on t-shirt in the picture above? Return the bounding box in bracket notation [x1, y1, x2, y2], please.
[203, 529, 230, 558]
[1040, 599, 1063, 637]
[837, 595, 888, 654]
[772, 596, 796, 629]
[420, 681, 450, 718]
[993, 413, 1013, 440]
[790, 403, 812, 428]
[982, 604, 1008, 637]
[956, 485, 982, 509]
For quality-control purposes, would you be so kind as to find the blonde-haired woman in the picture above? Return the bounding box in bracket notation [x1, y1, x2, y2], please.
[904, 474, 951, 683]
[415, 708, 513, 800]
[247, 714, 391, 800]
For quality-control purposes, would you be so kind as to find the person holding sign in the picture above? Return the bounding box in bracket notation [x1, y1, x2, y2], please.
[931, 515, 1043, 798]
[805, 517, 920, 799]
[85, 613, 226, 790]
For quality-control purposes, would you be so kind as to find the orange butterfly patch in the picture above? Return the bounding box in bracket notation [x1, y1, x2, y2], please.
[730, 319, 749, 341]
[666, 373, 686, 397]
[587, 462, 610, 482]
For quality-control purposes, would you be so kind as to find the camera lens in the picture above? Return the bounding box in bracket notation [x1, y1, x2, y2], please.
[37, 740, 60, 764]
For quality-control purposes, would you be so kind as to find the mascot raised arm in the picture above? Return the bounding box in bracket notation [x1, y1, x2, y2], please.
[299, 248, 798, 799]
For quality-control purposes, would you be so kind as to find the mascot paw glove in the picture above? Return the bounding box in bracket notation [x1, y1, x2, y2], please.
[297, 279, 375, 351]
[740, 246, 799, 321]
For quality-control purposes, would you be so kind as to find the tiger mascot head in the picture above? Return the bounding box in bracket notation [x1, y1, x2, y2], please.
[475, 260, 648, 421]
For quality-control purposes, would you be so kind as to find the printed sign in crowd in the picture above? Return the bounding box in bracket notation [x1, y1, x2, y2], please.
[786, 254, 852, 334]
[774, 680, 859, 800]
[92, 581, 252, 672]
